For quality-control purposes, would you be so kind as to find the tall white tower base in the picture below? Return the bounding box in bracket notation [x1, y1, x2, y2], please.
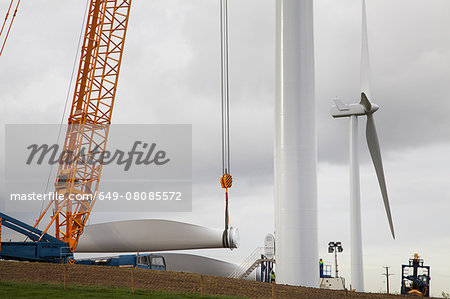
[349, 116, 364, 291]
[275, 0, 318, 287]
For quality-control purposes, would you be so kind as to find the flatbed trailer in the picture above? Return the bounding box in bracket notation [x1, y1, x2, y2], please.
[76, 253, 166, 270]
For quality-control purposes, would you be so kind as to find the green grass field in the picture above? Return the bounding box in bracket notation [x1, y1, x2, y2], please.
[0, 281, 244, 299]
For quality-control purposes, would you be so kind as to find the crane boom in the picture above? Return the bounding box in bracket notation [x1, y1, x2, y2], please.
[35, 0, 132, 250]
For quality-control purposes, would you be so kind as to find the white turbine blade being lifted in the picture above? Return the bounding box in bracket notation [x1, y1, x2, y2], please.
[76, 219, 239, 253]
[365, 113, 395, 239]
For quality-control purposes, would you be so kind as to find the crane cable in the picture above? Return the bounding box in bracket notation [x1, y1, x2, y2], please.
[219, 0, 233, 247]
[0, 0, 21, 57]
[0, 0, 13, 37]
[36, 0, 91, 230]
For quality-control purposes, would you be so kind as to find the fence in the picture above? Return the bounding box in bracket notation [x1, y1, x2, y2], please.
[0, 261, 403, 299]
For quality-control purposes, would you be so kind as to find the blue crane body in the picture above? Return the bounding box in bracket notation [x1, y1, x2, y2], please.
[0, 212, 166, 271]
[0, 212, 72, 263]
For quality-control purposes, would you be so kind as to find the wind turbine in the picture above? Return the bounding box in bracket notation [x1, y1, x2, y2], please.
[329, 0, 395, 292]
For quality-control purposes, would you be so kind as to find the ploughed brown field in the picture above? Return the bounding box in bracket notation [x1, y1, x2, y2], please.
[0, 260, 435, 298]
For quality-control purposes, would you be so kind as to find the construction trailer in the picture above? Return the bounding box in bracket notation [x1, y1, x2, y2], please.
[319, 261, 345, 290]
[401, 253, 430, 297]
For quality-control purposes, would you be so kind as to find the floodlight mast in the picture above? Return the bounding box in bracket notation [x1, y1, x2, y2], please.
[328, 241, 343, 278]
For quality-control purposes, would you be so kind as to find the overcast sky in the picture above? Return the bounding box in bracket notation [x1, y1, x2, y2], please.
[1, 0, 449, 296]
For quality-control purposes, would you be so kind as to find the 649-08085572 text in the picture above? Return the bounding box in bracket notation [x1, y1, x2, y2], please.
[98, 191, 182, 201]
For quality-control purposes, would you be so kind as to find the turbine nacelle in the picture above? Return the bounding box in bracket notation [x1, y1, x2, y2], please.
[330, 92, 379, 118]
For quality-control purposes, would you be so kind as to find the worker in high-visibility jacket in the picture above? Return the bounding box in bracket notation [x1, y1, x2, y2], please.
[270, 271, 276, 283]
[319, 258, 324, 278]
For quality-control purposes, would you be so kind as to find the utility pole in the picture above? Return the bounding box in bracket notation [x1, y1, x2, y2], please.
[382, 266, 393, 294]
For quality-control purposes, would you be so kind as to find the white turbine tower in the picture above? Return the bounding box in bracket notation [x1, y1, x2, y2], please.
[330, 0, 395, 292]
[275, 0, 318, 287]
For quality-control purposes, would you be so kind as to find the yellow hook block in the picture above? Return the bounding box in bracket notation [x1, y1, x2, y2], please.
[220, 173, 233, 189]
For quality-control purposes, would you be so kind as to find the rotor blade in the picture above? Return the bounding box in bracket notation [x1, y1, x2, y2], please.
[361, 0, 371, 99]
[76, 219, 239, 252]
[366, 114, 395, 239]
[360, 92, 372, 112]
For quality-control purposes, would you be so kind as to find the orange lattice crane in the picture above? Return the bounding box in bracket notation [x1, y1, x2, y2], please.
[34, 0, 132, 250]
[1, 0, 234, 257]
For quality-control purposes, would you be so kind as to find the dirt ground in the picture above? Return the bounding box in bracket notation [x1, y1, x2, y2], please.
[0, 260, 435, 298]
